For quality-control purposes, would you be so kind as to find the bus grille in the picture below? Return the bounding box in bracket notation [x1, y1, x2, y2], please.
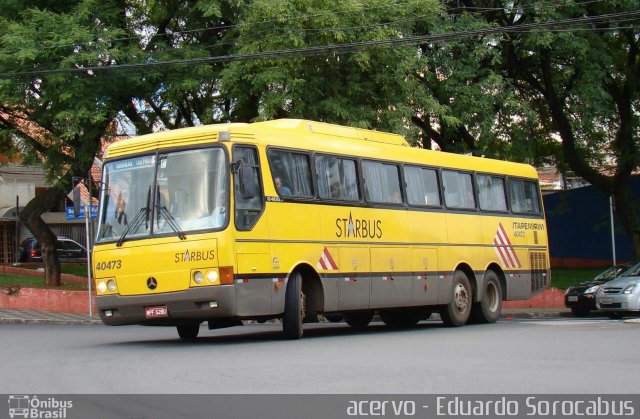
[530, 251, 548, 293]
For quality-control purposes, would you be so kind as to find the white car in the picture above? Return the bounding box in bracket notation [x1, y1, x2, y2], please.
[596, 271, 640, 319]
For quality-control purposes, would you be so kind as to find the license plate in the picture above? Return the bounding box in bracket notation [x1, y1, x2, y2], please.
[600, 298, 612, 305]
[145, 306, 169, 318]
[567, 296, 578, 302]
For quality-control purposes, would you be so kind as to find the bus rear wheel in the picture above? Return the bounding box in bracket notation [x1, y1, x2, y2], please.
[283, 271, 305, 339]
[344, 311, 374, 330]
[469, 271, 503, 324]
[177, 322, 200, 340]
[440, 270, 472, 327]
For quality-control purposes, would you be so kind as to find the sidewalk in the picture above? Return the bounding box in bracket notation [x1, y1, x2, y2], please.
[0, 307, 575, 326]
[0, 308, 101, 325]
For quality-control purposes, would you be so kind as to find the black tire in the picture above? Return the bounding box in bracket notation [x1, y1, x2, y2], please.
[608, 312, 624, 320]
[571, 306, 590, 317]
[283, 271, 304, 339]
[324, 313, 344, 323]
[469, 271, 503, 324]
[344, 311, 374, 330]
[440, 270, 472, 327]
[380, 308, 421, 328]
[177, 322, 200, 340]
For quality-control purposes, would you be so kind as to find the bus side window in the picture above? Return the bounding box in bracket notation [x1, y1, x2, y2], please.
[314, 155, 360, 201]
[442, 170, 475, 210]
[477, 174, 507, 212]
[361, 160, 402, 204]
[233, 146, 264, 230]
[507, 178, 541, 215]
[267, 149, 314, 198]
[404, 166, 440, 207]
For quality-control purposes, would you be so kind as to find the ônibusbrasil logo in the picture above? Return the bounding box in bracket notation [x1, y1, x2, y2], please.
[8, 395, 72, 418]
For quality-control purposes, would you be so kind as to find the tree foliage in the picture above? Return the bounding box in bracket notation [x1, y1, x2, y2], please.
[1, 0, 640, 283]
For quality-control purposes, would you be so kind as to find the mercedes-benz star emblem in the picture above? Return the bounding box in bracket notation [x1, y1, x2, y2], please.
[147, 277, 158, 290]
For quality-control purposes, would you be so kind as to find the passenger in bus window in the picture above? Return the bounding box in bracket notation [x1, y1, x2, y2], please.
[330, 182, 341, 199]
[275, 177, 292, 196]
[211, 190, 227, 227]
[110, 179, 129, 226]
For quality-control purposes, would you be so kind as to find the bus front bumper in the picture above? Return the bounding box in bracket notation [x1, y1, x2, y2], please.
[96, 285, 236, 326]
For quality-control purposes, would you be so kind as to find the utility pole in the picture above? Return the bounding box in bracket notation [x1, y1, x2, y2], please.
[610, 195, 616, 265]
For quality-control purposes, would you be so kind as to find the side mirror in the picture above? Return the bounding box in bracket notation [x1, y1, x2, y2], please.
[72, 179, 82, 217]
[238, 164, 259, 199]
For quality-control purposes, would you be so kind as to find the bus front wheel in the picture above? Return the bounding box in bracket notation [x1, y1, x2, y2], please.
[440, 271, 472, 327]
[283, 271, 305, 339]
[469, 271, 503, 324]
[177, 322, 200, 340]
[344, 311, 374, 330]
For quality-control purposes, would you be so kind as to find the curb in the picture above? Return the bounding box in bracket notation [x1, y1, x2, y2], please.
[500, 311, 571, 319]
[0, 318, 102, 325]
[0, 309, 101, 325]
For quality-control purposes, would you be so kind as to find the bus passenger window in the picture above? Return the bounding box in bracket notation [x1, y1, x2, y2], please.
[442, 170, 475, 210]
[314, 155, 359, 201]
[508, 179, 541, 214]
[267, 149, 313, 198]
[362, 161, 402, 205]
[404, 166, 440, 207]
[477, 174, 507, 212]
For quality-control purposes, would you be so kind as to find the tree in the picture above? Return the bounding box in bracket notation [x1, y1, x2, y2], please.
[221, 0, 441, 135]
[0, 0, 140, 285]
[0, 0, 248, 285]
[491, 0, 640, 257]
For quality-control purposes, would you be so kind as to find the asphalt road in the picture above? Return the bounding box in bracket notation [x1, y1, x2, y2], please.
[1, 317, 638, 394]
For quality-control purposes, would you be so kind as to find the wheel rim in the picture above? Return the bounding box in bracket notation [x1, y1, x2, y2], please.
[453, 283, 469, 314]
[485, 282, 499, 312]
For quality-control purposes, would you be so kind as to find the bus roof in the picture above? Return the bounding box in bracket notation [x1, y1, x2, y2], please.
[105, 119, 538, 179]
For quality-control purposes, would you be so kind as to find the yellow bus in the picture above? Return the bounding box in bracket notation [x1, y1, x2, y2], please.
[93, 119, 549, 339]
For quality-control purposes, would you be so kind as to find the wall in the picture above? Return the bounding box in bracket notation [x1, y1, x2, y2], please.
[543, 176, 639, 267]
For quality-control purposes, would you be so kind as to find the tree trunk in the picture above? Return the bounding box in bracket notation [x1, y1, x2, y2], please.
[19, 187, 67, 287]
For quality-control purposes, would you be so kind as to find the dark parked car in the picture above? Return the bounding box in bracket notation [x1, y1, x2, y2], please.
[564, 264, 631, 317]
[18, 237, 87, 262]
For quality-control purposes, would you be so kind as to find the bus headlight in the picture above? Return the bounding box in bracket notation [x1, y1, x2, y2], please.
[193, 271, 204, 284]
[107, 280, 117, 292]
[97, 281, 107, 293]
[207, 270, 218, 284]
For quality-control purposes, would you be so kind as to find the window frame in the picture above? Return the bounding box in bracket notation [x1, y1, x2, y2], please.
[96, 144, 231, 244]
[441, 169, 478, 211]
[232, 144, 265, 231]
[313, 152, 362, 203]
[402, 164, 442, 209]
[360, 159, 404, 206]
[266, 147, 316, 200]
[506, 176, 543, 216]
[476, 173, 509, 214]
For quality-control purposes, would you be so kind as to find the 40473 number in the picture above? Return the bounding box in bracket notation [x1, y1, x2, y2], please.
[95, 260, 122, 271]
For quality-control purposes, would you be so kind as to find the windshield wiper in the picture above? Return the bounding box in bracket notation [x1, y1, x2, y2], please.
[156, 186, 187, 240]
[158, 207, 187, 240]
[116, 207, 149, 247]
[116, 187, 151, 247]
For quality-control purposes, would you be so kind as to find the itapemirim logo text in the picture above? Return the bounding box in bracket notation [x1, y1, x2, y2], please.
[8, 395, 72, 418]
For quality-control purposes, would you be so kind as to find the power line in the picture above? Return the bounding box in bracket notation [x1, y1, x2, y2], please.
[0, 10, 638, 78]
[0, 0, 608, 55]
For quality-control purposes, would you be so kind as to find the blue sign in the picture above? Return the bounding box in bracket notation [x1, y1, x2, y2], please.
[65, 205, 98, 220]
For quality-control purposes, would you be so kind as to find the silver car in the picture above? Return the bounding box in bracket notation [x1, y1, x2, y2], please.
[596, 266, 640, 319]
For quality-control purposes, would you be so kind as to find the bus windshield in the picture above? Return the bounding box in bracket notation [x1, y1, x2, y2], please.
[96, 147, 228, 243]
